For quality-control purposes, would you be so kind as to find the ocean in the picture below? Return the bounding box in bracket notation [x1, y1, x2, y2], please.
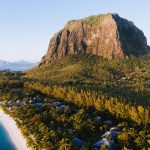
[0, 122, 16, 150]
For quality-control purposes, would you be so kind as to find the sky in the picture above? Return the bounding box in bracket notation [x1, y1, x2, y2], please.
[0, 0, 150, 62]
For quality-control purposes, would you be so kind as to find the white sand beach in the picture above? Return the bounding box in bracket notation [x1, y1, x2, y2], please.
[0, 109, 30, 150]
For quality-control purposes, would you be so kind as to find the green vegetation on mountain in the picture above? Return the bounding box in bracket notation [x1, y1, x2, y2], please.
[66, 13, 110, 29]
[0, 53, 150, 150]
[26, 53, 150, 107]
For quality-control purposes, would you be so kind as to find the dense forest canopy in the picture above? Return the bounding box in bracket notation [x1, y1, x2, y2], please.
[0, 53, 150, 149]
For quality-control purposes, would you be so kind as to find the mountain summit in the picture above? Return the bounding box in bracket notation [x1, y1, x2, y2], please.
[40, 13, 149, 65]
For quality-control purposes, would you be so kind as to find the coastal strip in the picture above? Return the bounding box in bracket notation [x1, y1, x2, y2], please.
[0, 108, 30, 150]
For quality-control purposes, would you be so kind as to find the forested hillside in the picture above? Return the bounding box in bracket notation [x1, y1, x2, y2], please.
[26, 53, 150, 107]
[0, 53, 149, 149]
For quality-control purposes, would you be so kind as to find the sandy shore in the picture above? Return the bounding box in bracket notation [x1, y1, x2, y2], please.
[0, 108, 30, 150]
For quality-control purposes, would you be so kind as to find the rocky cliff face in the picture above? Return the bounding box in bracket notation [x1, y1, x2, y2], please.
[40, 13, 149, 65]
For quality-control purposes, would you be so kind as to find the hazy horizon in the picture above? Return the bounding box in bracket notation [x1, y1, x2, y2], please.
[0, 59, 37, 63]
[0, 0, 150, 62]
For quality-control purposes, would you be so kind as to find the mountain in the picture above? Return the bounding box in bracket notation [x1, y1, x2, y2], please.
[40, 13, 149, 65]
[3, 13, 150, 150]
[26, 13, 150, 85]
[0, 60, 37, 71]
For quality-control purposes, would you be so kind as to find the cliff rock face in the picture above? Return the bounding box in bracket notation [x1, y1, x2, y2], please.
[40, 13, 149, 65]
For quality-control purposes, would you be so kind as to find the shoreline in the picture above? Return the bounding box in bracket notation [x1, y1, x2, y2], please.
[0, 108, 30, 150]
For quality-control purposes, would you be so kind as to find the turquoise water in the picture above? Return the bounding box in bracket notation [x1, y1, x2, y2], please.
[0, 122, 16, 150]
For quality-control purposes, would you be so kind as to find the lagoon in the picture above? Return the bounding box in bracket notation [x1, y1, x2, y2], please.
[0, 109, 29, 150]
[0, 122, 16, 150]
